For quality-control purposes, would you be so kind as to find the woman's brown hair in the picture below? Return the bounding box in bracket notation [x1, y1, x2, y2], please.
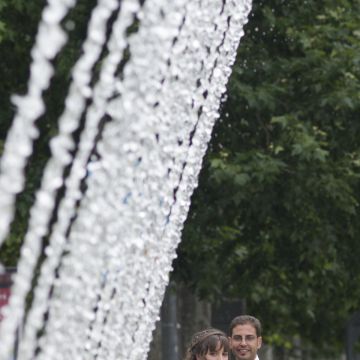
[185, 328, 229, 360]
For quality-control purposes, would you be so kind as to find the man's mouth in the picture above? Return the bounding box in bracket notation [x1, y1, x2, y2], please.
[235, 348, 250, 356]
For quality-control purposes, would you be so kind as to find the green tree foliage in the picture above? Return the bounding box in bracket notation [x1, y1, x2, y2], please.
[174, 0, 360, 356]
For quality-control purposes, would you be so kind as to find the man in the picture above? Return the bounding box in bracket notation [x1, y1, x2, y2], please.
[228, 315, 262, 360]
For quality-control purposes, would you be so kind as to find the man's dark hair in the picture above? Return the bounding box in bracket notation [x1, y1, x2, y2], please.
[229, 315, 262, 337]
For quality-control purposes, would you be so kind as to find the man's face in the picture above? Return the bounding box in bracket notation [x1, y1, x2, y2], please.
[229, 324, 262, 360]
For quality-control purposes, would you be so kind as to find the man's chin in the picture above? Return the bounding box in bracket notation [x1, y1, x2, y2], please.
[233, 350, 252, 360]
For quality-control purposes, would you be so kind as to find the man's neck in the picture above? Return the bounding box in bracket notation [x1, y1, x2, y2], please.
[231, 354, 259, 360]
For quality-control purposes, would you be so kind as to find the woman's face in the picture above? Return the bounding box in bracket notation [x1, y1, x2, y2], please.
[197, 343, 229, 360]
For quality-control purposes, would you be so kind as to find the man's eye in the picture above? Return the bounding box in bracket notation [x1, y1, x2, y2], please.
[232, 335, 257, 342]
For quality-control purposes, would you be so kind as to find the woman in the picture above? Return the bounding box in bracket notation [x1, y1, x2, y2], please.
[185, 328, 229, 360]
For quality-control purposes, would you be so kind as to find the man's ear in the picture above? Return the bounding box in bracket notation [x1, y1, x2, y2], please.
[228, 336, 233, 349]
[257, 336, 262, 349]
